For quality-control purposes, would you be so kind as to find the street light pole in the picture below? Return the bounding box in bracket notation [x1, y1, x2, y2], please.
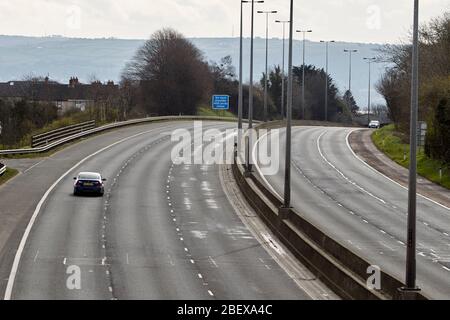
[363, 57, 376, 126]
[403, 0, 420, 296]
[343, 49, 357, 111]
[238, 0, 250, 154]
[246, 0, 264, 173]
[320, 40, 335, 122]
[296, 29, 312, 120]
[283, 0, 294, 209]
[344, 49, 357, 92]
[258, 10, 278, 123]
[275, 20, 290, 119]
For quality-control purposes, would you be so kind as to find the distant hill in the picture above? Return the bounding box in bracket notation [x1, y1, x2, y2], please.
[0, 35, 388, 107]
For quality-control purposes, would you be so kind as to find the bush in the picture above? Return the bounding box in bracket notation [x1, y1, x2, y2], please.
[423, 76, 450, 163]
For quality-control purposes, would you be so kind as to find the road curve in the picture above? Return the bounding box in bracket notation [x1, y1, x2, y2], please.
[256, 126, 450, 299]
[1, 121, 311, 300]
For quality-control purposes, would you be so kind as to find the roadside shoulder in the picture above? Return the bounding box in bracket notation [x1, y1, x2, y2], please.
[348, 129, 450, 208]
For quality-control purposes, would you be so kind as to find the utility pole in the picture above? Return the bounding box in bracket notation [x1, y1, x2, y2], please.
[296, 29, 312, 120]
[320, 40, 335, 122]
[258, 9, 278, 122]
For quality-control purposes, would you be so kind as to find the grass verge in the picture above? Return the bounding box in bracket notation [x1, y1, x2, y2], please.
[0, 168, 19, 186]
[372, 124, 450, 189]
[197, 106, 236, 118]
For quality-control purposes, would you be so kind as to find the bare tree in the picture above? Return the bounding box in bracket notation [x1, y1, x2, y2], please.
[122, 28, 211, 116]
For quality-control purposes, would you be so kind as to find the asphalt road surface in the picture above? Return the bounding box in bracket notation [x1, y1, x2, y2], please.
[255, 126, 450, 299]
[1, 121, 315, 300]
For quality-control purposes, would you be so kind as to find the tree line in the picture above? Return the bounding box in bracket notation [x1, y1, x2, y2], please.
[376, 12, 449, 163]
[1, 27, 359, 148]
[121, 28, 356, 123]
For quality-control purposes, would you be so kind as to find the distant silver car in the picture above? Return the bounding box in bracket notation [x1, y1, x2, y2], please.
[369, 120, 381, 129]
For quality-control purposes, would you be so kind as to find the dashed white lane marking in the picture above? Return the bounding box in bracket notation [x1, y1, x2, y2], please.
[33, 250, 39, 263]
[378, 241, 395, 251]
[126, 253, 130, 265]
[190, 259, 195, 264]
[63, 257, 67, 265]
[317, 131, 389, 207]
[184, 248, 189, 252]
[208, 256, 218, 268]
[208, 290, 214, 297]
[198, 274, 203, 279]
[108, 286, 113, 293]
[443, 266, 450, 272]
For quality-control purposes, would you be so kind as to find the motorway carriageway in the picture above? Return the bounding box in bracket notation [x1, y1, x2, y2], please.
[0, 121, 334, 300]
[254, 126, 450, 299]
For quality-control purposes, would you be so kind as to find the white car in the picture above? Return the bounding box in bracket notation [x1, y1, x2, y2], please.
[368, 120, 381, 129]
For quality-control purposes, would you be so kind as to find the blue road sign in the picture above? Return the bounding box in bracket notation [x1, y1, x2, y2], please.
[212, 95, 230, 110]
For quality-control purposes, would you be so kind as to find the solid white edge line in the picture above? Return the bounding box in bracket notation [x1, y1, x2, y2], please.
[3, 127, 160, 300]
[345, 129, 450, 212]
[252, 131, 284, 202]
[23, 159, 46, 174]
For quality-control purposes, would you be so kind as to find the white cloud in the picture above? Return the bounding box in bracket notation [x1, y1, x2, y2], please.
[0, 0, 448, 43]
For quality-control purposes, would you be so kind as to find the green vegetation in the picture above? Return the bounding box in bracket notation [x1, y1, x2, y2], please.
[372, 124, 450, 189]
[197, 106, 236, 118]
[0, 167, 19, 186]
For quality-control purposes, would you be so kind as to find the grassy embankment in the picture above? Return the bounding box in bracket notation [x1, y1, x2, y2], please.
[0, 167, 19, 186]
[372, 124, 450, 189]
[196, 106, 236, 118]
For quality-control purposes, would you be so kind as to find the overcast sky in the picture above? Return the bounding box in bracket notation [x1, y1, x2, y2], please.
[0, 0, 448, 43]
